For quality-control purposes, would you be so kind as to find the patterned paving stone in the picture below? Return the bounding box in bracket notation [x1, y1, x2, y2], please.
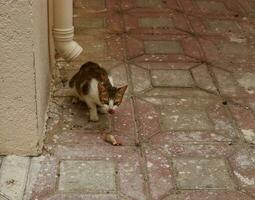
[75, 34, 125, 61]
[53, 145, 146, 200]
[73, 12, 124, 34]
[74, 0, 106, 10]
[212, 65, 255, 98]
[191, 64, 217, 92]
[126, 35, 201, 62]
[0, 156, 30, 200]
[59, 160, 116, 192]
[237, 0, 255, 16]
[179, 0, 244, 17]
[173, 158, 235, 189]
[23, 156, 58, 200]
[199, 37, 255, 63]
[229, 104, 255, 144]
[159, 106, 213, 131]
[188, 16, 250, 35]
[73, 0, 120, 11]
[144, 41, 183, 54]
[164, 191, 254, 200]
[229, 148, 255, 188]
[44, 194, 119, 200]
[121, 0, 179, 11]
[144, 147, 174, 200]
[124, 12, 190, 34]
[151, 69, 194, 87]
[135, 97, 236, 141]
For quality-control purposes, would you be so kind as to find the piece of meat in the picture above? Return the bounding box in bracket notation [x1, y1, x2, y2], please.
[103, 133, 123, 146]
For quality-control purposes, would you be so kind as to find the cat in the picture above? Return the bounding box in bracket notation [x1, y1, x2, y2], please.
[69, 61, 128, 121]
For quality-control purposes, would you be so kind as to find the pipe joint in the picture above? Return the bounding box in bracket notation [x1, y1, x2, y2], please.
[53, 27, 83, 62]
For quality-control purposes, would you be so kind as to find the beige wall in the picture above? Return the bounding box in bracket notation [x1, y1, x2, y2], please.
[0, 0, 50, 155]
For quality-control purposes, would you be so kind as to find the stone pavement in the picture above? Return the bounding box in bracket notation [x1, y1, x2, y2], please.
[1, 0, 255, 199]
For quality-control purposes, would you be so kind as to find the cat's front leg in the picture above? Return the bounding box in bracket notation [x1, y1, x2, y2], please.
[85, 98, 99, 122]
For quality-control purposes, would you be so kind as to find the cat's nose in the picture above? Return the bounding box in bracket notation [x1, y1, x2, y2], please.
[108, 109, 115, 114]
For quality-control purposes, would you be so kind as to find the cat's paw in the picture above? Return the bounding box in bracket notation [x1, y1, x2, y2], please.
[89, 114, 99, 122]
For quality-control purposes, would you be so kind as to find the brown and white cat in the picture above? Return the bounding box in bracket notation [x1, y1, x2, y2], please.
[69, 62, 128, 121]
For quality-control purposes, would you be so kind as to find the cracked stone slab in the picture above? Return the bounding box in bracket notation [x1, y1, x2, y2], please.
[173, 158, 235, 189]
[0, 156, 30, 200]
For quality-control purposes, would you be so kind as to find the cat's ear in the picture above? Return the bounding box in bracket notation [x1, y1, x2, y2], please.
[115, 85, 128, 105]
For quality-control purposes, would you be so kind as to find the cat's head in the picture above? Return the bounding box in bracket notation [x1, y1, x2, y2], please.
[98, 83, 128, 114]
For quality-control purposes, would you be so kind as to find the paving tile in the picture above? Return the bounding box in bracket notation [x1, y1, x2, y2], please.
[75, 17, 105, 29]
[179, 0, 244, 17]
[237, 0, 255, 16]
[74, 0, 106, 10]
[229, 148, 255, 188]
[73, 12, 124, 34]
[133, 62, 197, 70]
[73, 0, 120, 11]
[126, 34, 202, 62]
[124, 12, 190, 34]
[199, 37, 255, 64]
[135, 97, 236, 142]
[144, 41, 183, 54]
[173, 158, 235, 189]
[139, 17, 173, 28]
[45, 194, 119, 200]
[75, 34, 125, 61]
[209, 64, 255, 98]
[195, 0, 226, 12]
[54, 145, 146, 200]
[159, 106, 213, 131]
[164, 191, 254, 200]
[229, 104, 255, 144]
[188, 16, 247, 35]
[151, 69, 194, 87]
[121, 0, 180, 11]
[191, 64, 217, 92]
[23, 155, 58, 200]
[0, 156, 30, 200]
[130, 64, 151, 93]
[59, 160, 116, 192]
[144, 147, 174, 200]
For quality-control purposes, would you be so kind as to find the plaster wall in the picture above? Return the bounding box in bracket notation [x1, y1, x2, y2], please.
[0, 0, 50, 155]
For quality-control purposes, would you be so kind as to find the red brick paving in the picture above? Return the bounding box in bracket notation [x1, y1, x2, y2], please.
[28, 0, 255, 199]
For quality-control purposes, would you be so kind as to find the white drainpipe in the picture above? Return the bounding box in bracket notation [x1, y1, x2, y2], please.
[52, 0, 83, 61]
